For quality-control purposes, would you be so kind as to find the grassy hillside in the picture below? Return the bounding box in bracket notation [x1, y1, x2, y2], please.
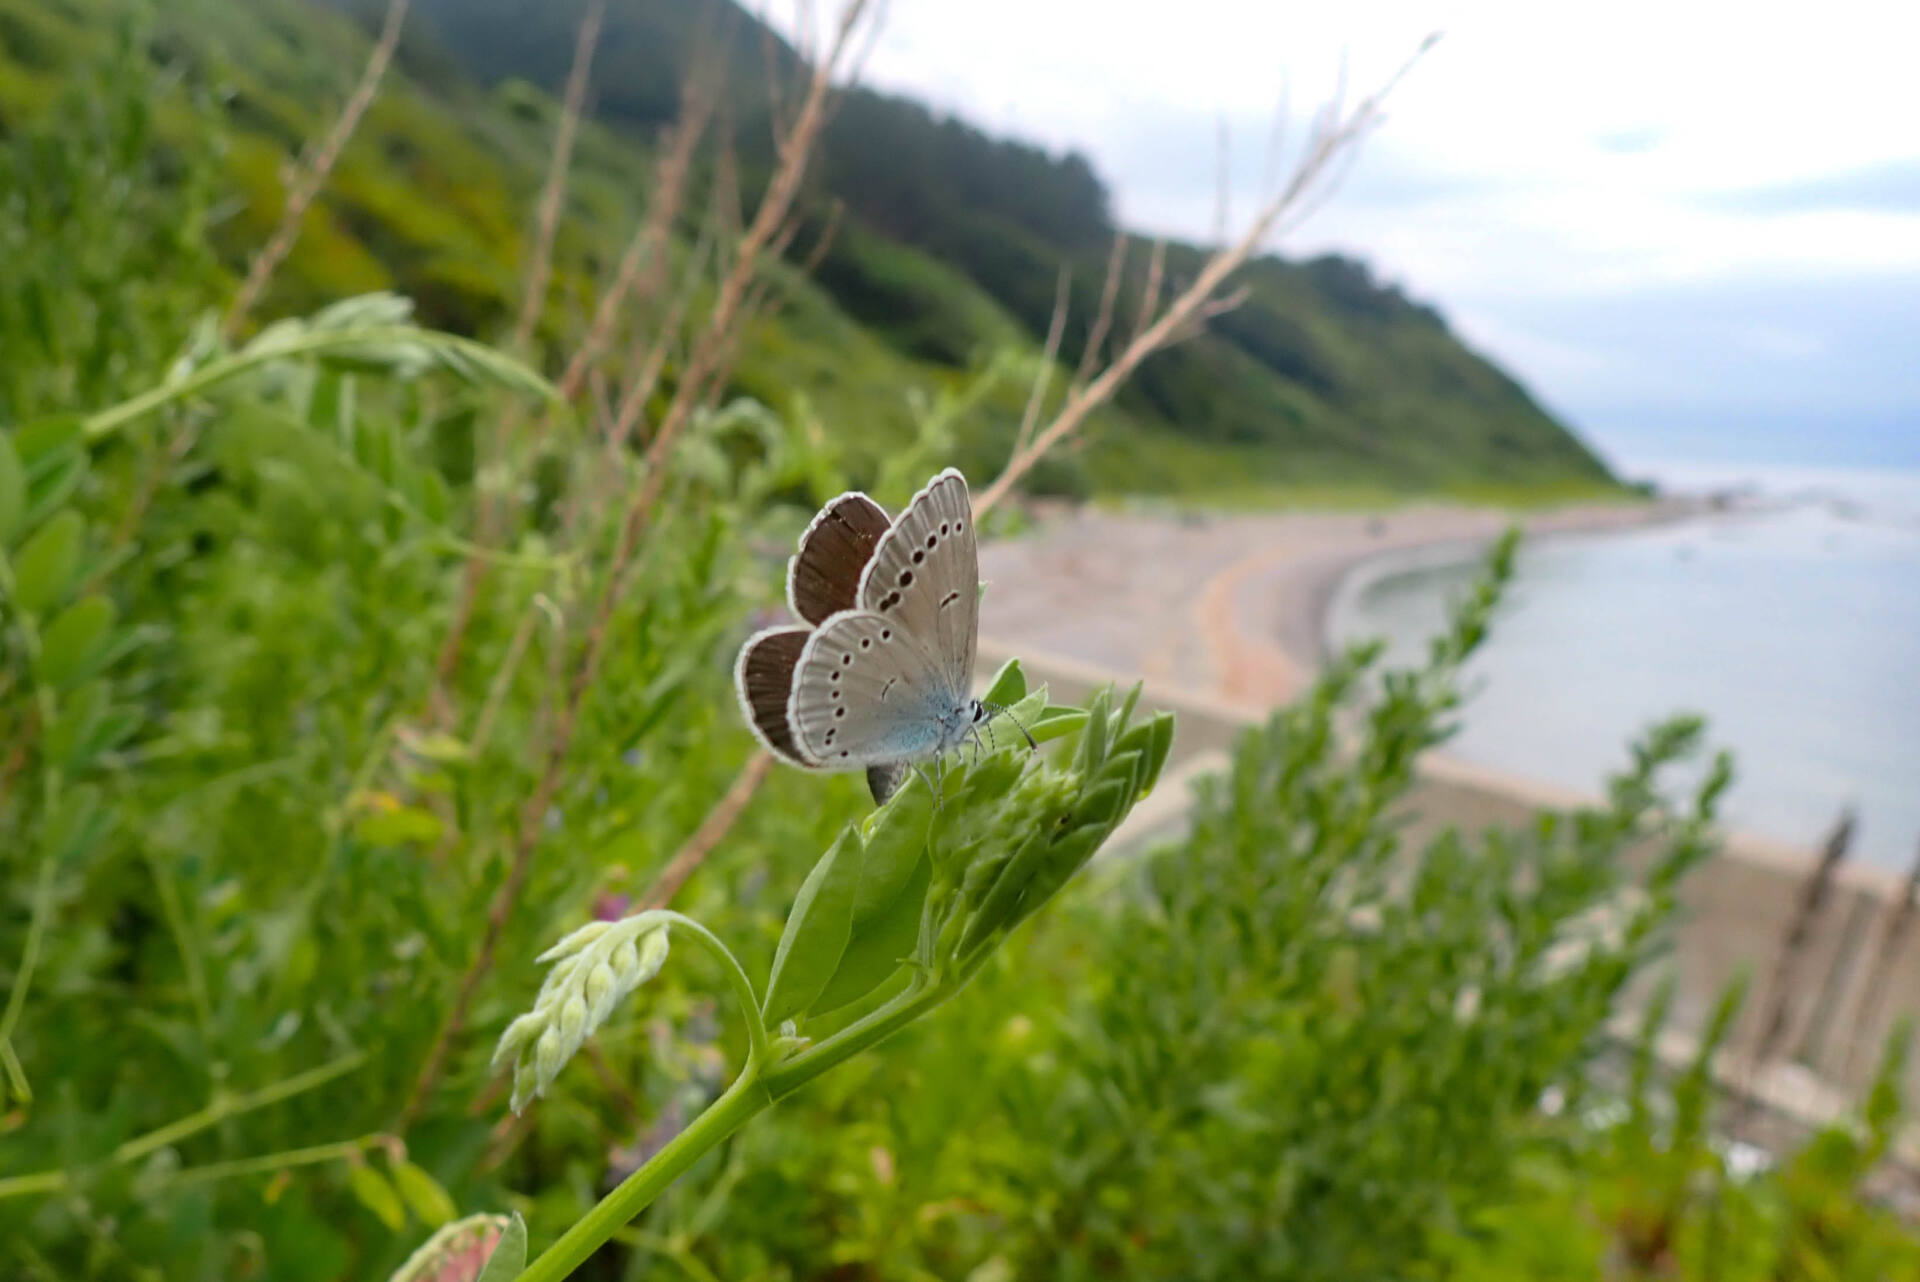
[0, 0, 1620, 500]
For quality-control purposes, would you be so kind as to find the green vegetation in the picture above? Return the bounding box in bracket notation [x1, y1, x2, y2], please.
[4, 0, 1617, 502]
[1, 6, 1912, 1282]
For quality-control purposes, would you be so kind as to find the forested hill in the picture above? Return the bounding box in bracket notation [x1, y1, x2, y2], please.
[377, 0, 1617, 497]
[3, 0, 1618, 498]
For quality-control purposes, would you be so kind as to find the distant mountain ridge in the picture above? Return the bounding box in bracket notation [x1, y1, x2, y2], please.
[375, 0, 1616, 497]
[0, 0, 1619, 498]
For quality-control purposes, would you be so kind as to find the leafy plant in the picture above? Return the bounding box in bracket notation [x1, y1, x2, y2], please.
[486, 662, 1173, 1279]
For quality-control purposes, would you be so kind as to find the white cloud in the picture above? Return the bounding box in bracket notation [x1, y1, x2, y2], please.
[771, 0, 1920, 465]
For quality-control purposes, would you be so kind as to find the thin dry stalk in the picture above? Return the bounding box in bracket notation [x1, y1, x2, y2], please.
[759, 2, 795, 146]
[1129, 239, 1166, 348]
[469, 595, 560, 753]
[600, 154, 730, 457]
[401, 0, 875, 1128]
[556, 75, 718, 403]
[640, 752, 775, 910]
[1012, 266, 1072, 459]
[433, 15, 690, 704]
[223, 0, 410, 337]
[579, 0, 873, 698]
[1071, 233, 1129, 391]
[1841, 836, 1920, 1080]
[460, 0, 605, 557]
[1739, 808, 1854, 1109]
[510, 0, 606, 355]
[975, 37, 1434, 517]
[799, 200, 846, 277]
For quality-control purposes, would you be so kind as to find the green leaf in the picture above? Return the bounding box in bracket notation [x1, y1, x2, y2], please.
[36, 594, 118, 690]
[763, 825, 866, 1025]
[353, 803, 446, 848]
[1028, 706, 1087, 745]
[349, 1165, 407, 1232]
[42, 783, 104, 865]
[390, 1161, 458, 1229]
[1077, 687, 1113, 774]
[1144, 713, 1176, 790]
[21, 451, 85, 534]
[1002, 826, 1109, 933]
[13, 416, 83, 465]
[11, 509, 84, 618]
[854, 783, 934, 924]
[44, 680, 109, 772]
[980, 657, 1027, 707]
[812, 852, 931, 1017]
[475, 1213, 527, 1282]
[1073, 773, 1135, 831]
[0, 434, 24, 546]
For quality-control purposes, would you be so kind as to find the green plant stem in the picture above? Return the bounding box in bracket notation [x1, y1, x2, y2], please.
[0, 854, 58, 1057]
[514, 1066, 773, 1282]
[0, 1037, 29, 1104]
[0, 1050, 369, 1200]
[81, 328, 553, 443]
[759, 975, 947, 1099]
[144, 848, 215, 1055]
[512, 963, 952, 1280]
[114, 1049, 369, 1166]
[657, 912, 772, 1070]
[168, 1132, 388, 1188]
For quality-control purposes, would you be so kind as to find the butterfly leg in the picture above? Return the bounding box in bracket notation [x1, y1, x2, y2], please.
[911, 760, 943, 810]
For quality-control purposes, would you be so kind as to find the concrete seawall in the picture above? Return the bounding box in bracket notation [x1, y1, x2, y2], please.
[982, 638, 1920, 1156]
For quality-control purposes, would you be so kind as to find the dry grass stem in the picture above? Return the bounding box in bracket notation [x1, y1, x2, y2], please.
[223, 0, 410, 337]
[1012, 266, 1072, 459]
[510, 0, 606, 355]
[641, 752, 776, 910]
[556, 76, 718, 403]
[1071, 233, 1129, 391]
[401, 0, 876, 1127]
[1129, 238, 1166, 349]
[975, 35, 1435, 517]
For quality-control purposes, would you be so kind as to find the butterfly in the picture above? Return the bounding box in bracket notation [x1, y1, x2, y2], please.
[735, 468, 1015, 804]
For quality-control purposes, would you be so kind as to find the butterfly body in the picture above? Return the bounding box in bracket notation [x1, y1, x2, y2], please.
[736, 469, 993, 800]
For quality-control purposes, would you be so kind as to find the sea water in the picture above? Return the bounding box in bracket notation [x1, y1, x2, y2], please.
[1326, 465, 1920, 872]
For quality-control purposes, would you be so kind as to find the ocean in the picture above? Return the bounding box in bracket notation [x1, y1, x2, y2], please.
[1326, 464, 1920, 873]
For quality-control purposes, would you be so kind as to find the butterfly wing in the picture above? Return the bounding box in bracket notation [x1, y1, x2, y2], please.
[734, 626, 815, 765]
[789, 610, 957, 768]
[787, 492, 890, 626]
[857, 468, 977, 695]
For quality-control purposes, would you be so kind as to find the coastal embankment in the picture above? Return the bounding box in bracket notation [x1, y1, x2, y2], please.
[976, 497, 1920, 1161]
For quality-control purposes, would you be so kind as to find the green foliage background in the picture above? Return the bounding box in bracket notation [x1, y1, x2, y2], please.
[0, 5, 1913, 1282]
[8, 0, 1619, 503]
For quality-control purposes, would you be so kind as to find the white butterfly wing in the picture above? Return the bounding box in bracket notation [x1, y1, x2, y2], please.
[857, 468, 978, 696]
[789, 610, 958, 768]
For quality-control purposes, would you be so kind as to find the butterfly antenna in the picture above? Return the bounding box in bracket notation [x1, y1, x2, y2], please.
[984, 700, 1038, 751]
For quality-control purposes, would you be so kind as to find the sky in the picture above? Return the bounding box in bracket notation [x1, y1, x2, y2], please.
[774, 1, 1920, 477]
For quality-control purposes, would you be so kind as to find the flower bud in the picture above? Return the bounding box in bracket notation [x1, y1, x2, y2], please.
[490, 1012, 546, 1072]
[533, 1025, 566, 1091]
[537, 919, 613, 963]
[635, 925, 671, 985]
[584, 961, 617, 1025]
[555, 993, 589, 1054]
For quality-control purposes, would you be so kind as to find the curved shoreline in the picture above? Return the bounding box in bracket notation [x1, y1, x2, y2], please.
[976, 495, 1698, 709]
